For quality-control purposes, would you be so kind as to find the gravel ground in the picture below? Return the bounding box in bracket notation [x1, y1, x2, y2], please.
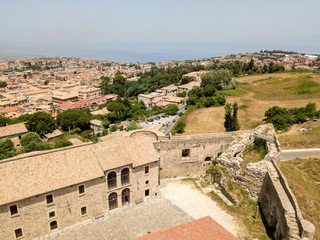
[159, 179, 239, 236]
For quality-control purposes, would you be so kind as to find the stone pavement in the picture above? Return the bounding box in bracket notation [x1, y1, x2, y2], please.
[35, 197, 193, 240]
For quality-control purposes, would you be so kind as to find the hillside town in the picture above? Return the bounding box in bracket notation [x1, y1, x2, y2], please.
[0, 51, 319, 240]
[0, 51, 319, 118]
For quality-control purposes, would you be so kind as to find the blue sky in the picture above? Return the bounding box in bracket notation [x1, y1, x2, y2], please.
[1, 0, 319, 62]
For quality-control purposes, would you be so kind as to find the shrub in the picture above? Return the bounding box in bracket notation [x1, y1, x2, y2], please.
[20, 132, 41, 147]
[172, 119, 186, 134]
[176, 91, 186, 98]
[54, 139, 72, 149]
[110, 125, 118, 132]
[0, 138, 14, 154]
[165, 104, 179, 115]
[23, 141, 51, 153]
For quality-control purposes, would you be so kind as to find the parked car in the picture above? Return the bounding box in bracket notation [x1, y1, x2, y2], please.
[155, 116, 160, 120]
[172, 119, 176, 122]
[147, 118, 154, 122]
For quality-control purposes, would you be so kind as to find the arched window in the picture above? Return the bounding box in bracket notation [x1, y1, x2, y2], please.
[121, 168, 130, 185]
[107, 171, 117, 189]
[122, 188, 130, 206]
[108, 192, 118, 210]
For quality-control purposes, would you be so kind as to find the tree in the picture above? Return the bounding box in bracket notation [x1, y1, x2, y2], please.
[57, 109, 91, 131]
[264, 106, 294, 131]
[165, 104, 179, 115]
[224, 103, 233, 131]
[113, 74, 126, 85]
[0, 138, 14, 154]
[0, 116, 11, 127]
[224, 102, 240, 131]
[231, 102, 240, 131]
[201, 69, 237, 90]
[20, 132, 41, 147]
[25, 112, 56, 136]
[44, 80, 49, 85]
[107, 102, 129, 120]
[204, 84, 217, 97]
[0, 81, 7, 88]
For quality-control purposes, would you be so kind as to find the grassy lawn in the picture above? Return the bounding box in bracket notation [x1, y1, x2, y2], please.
[278, 121, 320, 149]
[180, 72, 320, 135]
[280, 158, 320, 240]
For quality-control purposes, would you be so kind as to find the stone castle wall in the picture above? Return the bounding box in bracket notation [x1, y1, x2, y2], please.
[154, 131, 251, 178]
[152, 124, 315, 239]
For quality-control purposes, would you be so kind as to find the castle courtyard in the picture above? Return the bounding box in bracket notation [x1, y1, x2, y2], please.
[35, 180, 239, 240]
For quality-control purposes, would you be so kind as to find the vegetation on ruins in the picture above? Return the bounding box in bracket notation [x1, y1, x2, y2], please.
[241, 138, 267, 174]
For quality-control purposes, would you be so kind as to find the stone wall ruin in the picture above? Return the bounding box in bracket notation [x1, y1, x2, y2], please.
[150, 124, 315, 240]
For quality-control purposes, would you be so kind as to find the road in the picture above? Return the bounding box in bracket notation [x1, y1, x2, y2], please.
[281, 148, 320, 161]
[140, 105, 186, 135]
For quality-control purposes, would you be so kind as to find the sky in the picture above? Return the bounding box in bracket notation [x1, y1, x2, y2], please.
[1, 0, 320, 62]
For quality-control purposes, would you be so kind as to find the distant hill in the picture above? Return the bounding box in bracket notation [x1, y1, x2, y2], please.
[0, 51, 44, 60]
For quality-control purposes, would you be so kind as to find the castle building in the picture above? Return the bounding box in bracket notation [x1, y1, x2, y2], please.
[0, 136, 158, 240]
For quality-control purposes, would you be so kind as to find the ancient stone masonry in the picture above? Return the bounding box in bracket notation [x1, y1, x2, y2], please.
[213, 124, 315, 240]
[153, 130, 251, 178]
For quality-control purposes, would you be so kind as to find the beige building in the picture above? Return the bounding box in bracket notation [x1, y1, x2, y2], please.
[0, 123, 28, 147]
[177, 81, 201, 94]
[78, 87, 101, 101]
[0, 136, 158, 240]
[159, 84, 178, 96]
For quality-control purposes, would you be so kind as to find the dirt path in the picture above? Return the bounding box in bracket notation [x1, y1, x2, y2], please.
[159, 180, 239, 236]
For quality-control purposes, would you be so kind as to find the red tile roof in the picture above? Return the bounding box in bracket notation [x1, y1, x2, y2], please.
[134, 216, 238, 240]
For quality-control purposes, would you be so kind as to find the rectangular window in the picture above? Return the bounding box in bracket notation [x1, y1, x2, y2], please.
[10, 205, 18, 216]
[15, 228, 23, 239]
[78, 185, 85, 195]
[46, 194, 54, 205]
[145, 180, 149, 185]
[81, 206, 87, 216]
[49, 211, 55, 219]
[50, 221, 58, 231]
[182, 149, 190, 157]
[145, 189, 150, 197]
[144, 166, 149, 174]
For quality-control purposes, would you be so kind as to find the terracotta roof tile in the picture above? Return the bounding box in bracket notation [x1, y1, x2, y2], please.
[0, 123, 28, 138]
[134, 216, 238, 240]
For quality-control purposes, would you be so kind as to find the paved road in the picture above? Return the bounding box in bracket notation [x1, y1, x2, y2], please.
[281, 148, 320, 161]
